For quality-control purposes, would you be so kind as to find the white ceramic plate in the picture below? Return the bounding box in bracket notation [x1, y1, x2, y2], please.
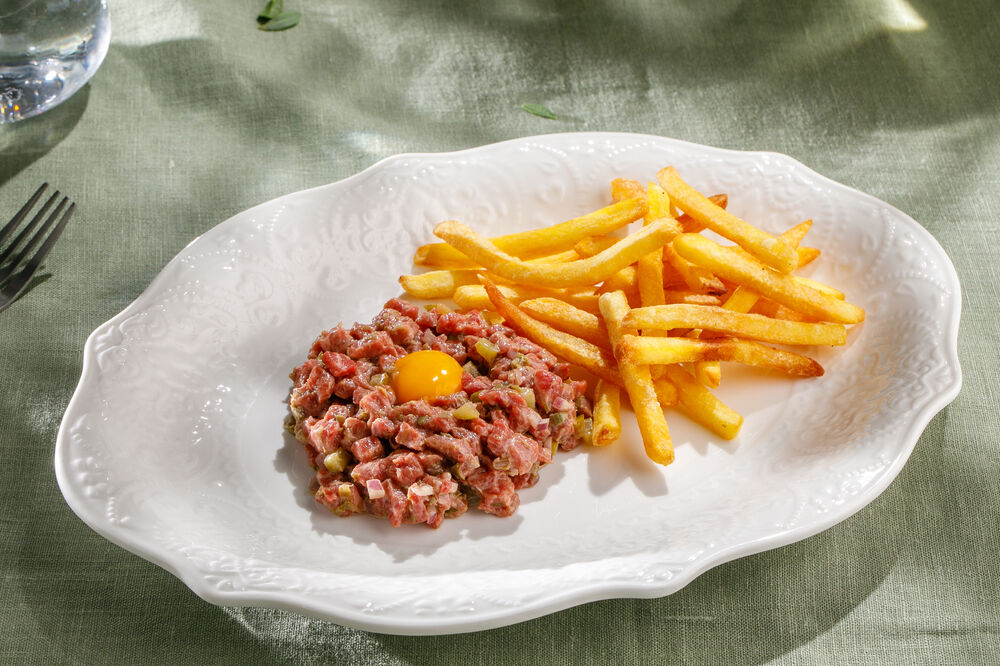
[56, 133, 962, 635]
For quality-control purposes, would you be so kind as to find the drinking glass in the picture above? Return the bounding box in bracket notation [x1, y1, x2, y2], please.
[0, 0, 110, 123]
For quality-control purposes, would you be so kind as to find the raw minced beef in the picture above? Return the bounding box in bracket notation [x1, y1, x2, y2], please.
[286, 298, 592, 528]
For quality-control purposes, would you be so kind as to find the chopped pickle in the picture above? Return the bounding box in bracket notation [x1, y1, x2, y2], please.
[369, 372, 390, 386]
[475, 339, 500, 364]
[549, 412, 567, 427]
[512, 385, 536, 408]
[323, 449, 351, 473]
[452, 402, 480, 420]
[511, 354, 529, 368]
[462, 361, 480, 377]
[575, 415, 594, 445]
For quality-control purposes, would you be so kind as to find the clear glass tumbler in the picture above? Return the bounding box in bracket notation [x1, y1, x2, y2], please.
[0, 0, 110, 124]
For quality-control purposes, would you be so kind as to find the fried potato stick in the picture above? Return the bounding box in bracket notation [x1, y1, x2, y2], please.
[482, 280, 623, 387]
[599, 291, 674, 465]
[591, 379, 622, 447]
[619, 335, 824, 377]
[623, 304, 847, 346]
[399, 269, 482, 299]
[658, 167, 799, 273]
[519, 297, 611, 349]
[415, 197, 647, 267]
[672, 233, 865, 324]
[659, 365, 743, 440]
[453, 284, 600, 313]
[434, 218, 679, 288]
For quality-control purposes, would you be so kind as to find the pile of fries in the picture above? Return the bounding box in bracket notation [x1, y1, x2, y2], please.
[399, 167, 865, 466]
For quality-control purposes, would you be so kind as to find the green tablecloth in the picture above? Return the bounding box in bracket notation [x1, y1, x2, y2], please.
[2, 1, 996, 662]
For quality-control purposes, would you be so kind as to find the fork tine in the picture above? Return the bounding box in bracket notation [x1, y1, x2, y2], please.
[1, 195, 68, 271]
[0, 200, 75, 313]
[0, 190, 61, 266]
[18, 201, 75, 279]
[0, 183, 48, 248]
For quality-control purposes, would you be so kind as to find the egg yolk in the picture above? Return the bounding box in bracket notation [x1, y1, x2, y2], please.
[391, 350, 464, 403]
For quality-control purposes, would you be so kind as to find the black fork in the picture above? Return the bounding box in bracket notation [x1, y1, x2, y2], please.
[0, 184, 75, 313]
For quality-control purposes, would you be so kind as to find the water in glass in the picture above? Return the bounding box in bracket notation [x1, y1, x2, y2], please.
[0, 0, 110, 123]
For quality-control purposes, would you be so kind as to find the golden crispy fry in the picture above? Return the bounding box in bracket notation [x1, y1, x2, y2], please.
[611, 178, 645, 201]
[591, 380, 622, 446]
[434, 219, 679, 288]
[519, 298, 610, 349]
[599, 291, 674, 465]
[415, 197, 647, 267]
[416, 248, 581, 271]
[453, 284, 600, 313]
[659, 365, 743, 440]
[663, 242, 727, 294]
[600, 265, 637, 294]
[671, 233, 865, 324]
[623, 304, 847, 346]
[619, 335, 824, 377]
[573, 235, 619, 258]
[658, 167, 799, 273]
[636, 182, 669, 310]
[482, 280, 623, 387]
[676, 193, 727, 233]
[797, 246, 821, 267]
[793, 275, 845, 300]
[663, 291, 725, 306]
[399, 269, 482, 299]
[750, 299, 814, 322]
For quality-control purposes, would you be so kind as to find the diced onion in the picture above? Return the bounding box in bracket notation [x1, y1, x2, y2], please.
[365, 479, 385, 499]
[552, 396, 574, 411]
[409, 482, 434, 497]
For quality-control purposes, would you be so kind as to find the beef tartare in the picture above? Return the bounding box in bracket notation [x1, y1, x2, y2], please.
[286, 298, 592, 528]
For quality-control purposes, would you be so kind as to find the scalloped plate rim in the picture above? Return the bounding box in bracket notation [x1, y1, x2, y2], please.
[54, 131, 963, 635]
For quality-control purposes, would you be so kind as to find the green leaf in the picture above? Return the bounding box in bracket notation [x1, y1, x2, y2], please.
[257, 0, 283, 24]
[259, 10, 301, 31]
[521, 102, 557, 120]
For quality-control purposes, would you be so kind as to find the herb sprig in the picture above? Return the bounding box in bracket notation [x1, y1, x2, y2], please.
[521, 103, 558, 120]
[257, 0, 300, 31]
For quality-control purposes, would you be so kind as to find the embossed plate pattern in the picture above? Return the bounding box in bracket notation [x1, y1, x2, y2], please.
[55, 133, 961, 634]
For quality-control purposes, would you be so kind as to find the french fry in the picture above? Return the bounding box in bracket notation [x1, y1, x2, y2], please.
[671, 233, 865, 324]
[658, 167, 799, 273]
[519, 297, 611, 349]
[663, 291, 725, 306]
[482, 280, 623, 387]
[573, 235, 620, 258]
[793, 275, 845, 300]
[659, 365, 743, 440]
[434, 218, 680, 288]
[623, 304, 847, 346]
[636, 182, 670, 309]
[610, 178, 644, 201]
[453, 284, 600, 314]
[696, 218, 817, 387]
[599, 291, 674, 465]
[796, 246, 821, 267]
[399, 269, 482, 299]
[591, 380, 622, 446]
[600, 265, 637, 294]
[415, 197, 647, 267]
[677, 193, 727, 233]
[619, 335, 824, 377]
